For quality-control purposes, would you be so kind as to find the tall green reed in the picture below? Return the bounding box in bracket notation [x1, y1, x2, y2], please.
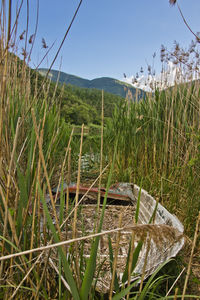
[105, 81, 200, 236]
[0, 1, 199, 298]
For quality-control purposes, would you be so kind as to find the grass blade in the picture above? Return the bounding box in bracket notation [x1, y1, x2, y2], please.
[112, 280, 140, 300]
[135, 179, 143, 224]
[122, 240, 143, 284]
[108, 235, 120, 292]
[137, 259, 173, 300]
[38, 183, 80, 300]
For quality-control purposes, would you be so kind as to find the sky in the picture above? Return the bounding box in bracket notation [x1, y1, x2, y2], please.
[11, 0, 200, 81]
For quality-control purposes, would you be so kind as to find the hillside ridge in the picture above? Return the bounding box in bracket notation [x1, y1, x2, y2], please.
[38, 68, 145, 99]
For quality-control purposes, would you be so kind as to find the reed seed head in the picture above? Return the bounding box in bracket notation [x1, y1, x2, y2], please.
[29, 34, 34, 44]
[19, 30, 25, 40]
[169, 0, 177, 5]
[42, 38, 48, 49]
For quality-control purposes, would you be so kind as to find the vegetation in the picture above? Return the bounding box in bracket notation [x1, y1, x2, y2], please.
[38, 68, 145, 98]
[31, 68, 127, 125]
[105, 82, 200, 236]
[0, 1, 199, 299]
[59, 85, 125, 125]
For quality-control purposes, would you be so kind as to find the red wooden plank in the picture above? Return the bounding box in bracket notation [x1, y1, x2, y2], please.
[53, 185, 131, 202]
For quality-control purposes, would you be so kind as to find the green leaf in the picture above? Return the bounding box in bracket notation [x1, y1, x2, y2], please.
[137, 259, 172, 300]
[38, 183, 80, 300]
[121, 180, 143, 284]
[108, 235, 120, 292]
[135, 179, 143, 224]
[112, 280, 140, 300]
[148, 201, 158, 224]
[0, 235, 21, 252]
[16, 167, 28, 235]
[122, 240, 143, 283]
[59, 176, 65, 226]
[156, 296, 200, 299]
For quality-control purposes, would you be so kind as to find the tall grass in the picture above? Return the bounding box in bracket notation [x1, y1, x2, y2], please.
[0, 3, 76, 298]
[0, 55, 73, 300]
[0, 1, 200, 299]
[105, 80, 200, 236]
[0, 4, 123, 298]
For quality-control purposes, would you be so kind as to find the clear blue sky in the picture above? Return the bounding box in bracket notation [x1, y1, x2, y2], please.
[13, 0, 200, 80]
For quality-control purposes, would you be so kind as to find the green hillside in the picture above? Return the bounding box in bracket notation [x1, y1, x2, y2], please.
[59, 85, 125, 125]
[38, 68, 145, 99]
[32, 68, 126, 125]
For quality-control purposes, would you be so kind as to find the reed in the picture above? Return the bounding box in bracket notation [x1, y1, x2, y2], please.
[0, 1, 199, 299]
[105, 79, 200, 236]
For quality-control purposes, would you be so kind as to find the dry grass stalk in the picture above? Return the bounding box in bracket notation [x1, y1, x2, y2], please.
[31, 108, 61, 236]
[127, 228, 136, 299]
[9, 252, 43, 299]
[30, 181, 38, 261]
[166, 267, 185, 297]
[30, 108, 46, 261]
[0, 185, 21, 258]
[109, 213, 122, 299]
[41, 0, 83, 86]
[35, 250, 51, 299]
[97, 90, 104, 213]
[72, 124, 84, 287]
[139, 233, 151, 293]
[54, 127, 74, 204]
[0, 117, 21, 278]
[0, 224, 183, 262]
[66, 146, 72, 252]
[49, 257, 71, 293]
[67, 146, 72, 211]
[38, 104, 47, 234]
[37, 156, 42, 252]
[181, 211, 200, 299]
[72, 123, 84, 239]
[174, 287, 179, 300]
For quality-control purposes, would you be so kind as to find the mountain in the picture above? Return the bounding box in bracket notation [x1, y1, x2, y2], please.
[38, 69, 145, 99]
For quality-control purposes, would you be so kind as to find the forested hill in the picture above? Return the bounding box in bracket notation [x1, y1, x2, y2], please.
[31, 68, 126, 125]
[38, 68, 145, 99]
[58, 84, 125, 125]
